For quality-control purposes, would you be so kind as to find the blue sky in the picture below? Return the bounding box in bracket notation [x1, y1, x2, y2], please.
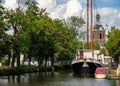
[57, 0, 120, 8]
[2, 0, 120, 30]
[2, 0, 120, 9]
[96, 0, 120, 8]
[55, 0, 120, 29]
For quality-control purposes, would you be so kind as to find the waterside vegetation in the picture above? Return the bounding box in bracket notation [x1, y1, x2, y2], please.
[0, 0, 85, 70]
[0, 0, 120, 77]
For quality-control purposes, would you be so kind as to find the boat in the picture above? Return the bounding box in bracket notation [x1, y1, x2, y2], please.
[72, 0, 106, 77]
[72, 50, 102, 77]
[95, 67, 107, 79]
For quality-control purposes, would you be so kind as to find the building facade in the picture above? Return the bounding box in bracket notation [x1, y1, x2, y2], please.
[92, 14, 105, 47]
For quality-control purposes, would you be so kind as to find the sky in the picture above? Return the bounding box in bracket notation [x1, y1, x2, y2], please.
[1, 0, 120, 31]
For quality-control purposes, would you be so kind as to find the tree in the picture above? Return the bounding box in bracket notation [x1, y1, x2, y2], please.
[53, 19, 79, 61]
[64, 16, 86, 51]
[0, 0, 85, 70]
[4, 0, 48, 67]
[0, 1, 6, 58]
[92, 41, 100, 50]
[65, 16, 85, 40]
[65, 16, 85, 29]
[106, 26, 120, 63]
[24, 0, 50, 68]
[5, 7, 25, 67]
[100, 48, 108, 56]
[0, 1, 12, 64]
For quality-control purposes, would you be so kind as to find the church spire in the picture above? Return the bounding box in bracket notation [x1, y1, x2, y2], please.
[96, 13, 100, 22]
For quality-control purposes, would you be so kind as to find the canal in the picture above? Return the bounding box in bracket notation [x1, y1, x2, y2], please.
[0, 71, 120, 86]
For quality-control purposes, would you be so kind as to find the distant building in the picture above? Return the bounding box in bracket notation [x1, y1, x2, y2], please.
[92, 14, 106, 47]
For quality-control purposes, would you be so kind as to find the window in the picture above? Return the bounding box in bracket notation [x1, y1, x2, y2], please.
[93, 34, 94, 39]
[100, 33, 102, 39]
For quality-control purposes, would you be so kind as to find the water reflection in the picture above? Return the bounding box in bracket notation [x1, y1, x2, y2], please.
[7, 75, 23, 83]
[0, 72, 120, 86]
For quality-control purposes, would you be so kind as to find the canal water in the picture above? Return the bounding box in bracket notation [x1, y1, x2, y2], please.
[0, 71, 120, 86]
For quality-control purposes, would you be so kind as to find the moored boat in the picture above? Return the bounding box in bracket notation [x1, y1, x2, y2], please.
[72, 50, 102, 77]
[95, 67, 107, 79]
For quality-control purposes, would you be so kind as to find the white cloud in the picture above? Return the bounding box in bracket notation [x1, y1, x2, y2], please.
[37, 0, 57, 13]
[37, 0, 82, 19]
[50, 4, 66, 19]
[2, 0, 120, 29]
[63, 0, 82, 18]
[98, 8, 120, 29]
[3, 0, 18, 10]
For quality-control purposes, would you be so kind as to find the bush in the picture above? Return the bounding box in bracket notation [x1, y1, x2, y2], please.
[1, 59, 8, 66]
[0, 65, 72, 76]
[0, 65, 38, 76]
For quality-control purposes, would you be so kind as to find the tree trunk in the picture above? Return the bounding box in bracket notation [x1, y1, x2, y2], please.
[51, 50, 54, 67]
[11, 50, 16, 67]
[7, 51, 11, 67]
[16, 51, 20, 67]
[28, 54, 31, 67]
[45, 56, 48, 68]
[119, 56, 120, 64]
[44, 56, 48, 72]
[38, 58, 43, 72]
[38, 60, 41, 72]
[22, 54, 27, 64]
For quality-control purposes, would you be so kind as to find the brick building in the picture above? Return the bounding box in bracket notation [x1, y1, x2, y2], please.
[92, 14, 105, 47]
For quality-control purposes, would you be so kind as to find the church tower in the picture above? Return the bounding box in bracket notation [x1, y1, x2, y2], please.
[92, 14, 105, 47]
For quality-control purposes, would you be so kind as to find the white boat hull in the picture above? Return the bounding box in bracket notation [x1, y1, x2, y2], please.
[95, 73, 106, 79]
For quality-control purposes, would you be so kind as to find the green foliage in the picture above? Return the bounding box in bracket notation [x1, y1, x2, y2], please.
[65, 16, 85, 40]
[57, 49, 73, 60]
[100, 48, 108, 56]
[106, 27, 120, 58]
[0, 66, 38, 76]
[0, 2, 12, 58]
[84, 42, 90, 49]
[0, 0, 85, 69]
[65, 16, 85, 29]
[1, 59, 8, 66]
[92, 41, 100, 50]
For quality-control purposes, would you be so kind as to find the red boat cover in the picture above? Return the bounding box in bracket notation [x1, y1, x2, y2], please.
[95, 67, 107, 74]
